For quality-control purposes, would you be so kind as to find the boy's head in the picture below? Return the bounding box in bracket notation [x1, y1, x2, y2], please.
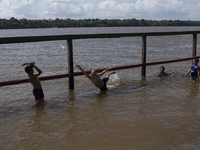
[160, 66, 165, 72]
[90, 69, 97, 76]
[25, 65, 33, 74]
[193, 58, 199, 65]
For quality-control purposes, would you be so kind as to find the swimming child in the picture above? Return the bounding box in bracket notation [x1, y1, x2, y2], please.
[22, 62, 44, 107]
[158, 66, 177, 77]
[158, 66, 168, 76]
[76, 65, 115, 91]
[185, 58, 199, 82]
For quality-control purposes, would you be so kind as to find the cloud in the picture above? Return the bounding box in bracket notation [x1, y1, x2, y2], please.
[0, 0, 39, 18]
[134, 0, 188, 20]
[0, 0, 199, 20]
[83, 0, 190, 20]
[82, 3, 96, 15]
[94, 1, 136, 18]
[184, 2, 200, 20]
[37, 0, 88, 18]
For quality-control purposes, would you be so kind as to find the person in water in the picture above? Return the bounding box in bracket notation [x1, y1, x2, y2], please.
[158, 66, 168, 76]
[76, 65, 115, 90]
[185, 58, 200, 82]
[22, 62, 44, 107]
[158, 66, 177, 77]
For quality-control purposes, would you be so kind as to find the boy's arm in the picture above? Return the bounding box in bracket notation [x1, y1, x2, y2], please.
[76, 65, 92, 79]
[197, 69, 199, 81]
[30, 64, 43, 79]
[33, 64, 42, 75]
[98, 66, 112, 76]
[21, 62, 33, 66]
[185, 69, 191, 77]
[170, 73, 177, 77]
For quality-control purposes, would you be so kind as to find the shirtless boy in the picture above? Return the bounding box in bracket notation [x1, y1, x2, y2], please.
[158, 66, 177, 77]
[22, 62, 44, 107]
[158, 66, 168, 76]
[76, 65, 115, 91]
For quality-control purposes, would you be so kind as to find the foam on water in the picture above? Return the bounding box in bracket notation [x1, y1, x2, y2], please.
[59, 44, 65, 49]
[107, 73, 121, 89]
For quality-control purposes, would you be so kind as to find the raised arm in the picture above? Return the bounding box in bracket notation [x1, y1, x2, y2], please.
[98, 66, 112, 76]
[76, 65, 92, 79]
[32, 64, 42, 75]
[21, 62, 32, 66]
[185, 69, 191, 77]
[28, 62, 42, 78]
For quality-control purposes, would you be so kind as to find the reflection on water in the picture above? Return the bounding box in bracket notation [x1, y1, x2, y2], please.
[1, 26, 200, 149]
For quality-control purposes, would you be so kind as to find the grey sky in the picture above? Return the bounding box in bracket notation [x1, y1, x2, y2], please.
[0, 0, 199, 20]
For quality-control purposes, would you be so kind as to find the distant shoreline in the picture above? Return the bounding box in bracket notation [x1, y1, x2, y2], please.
[0, 17, 200, 29]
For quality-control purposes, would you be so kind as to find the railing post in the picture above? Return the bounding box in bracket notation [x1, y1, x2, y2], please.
[142, 36, 146, 77]
[67, 39, 74, 90]
[193, 34, 197, 57]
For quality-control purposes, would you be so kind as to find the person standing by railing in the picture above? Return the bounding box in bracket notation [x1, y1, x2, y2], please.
[185, 58, 200, 82]
[22, 62, 44, 107]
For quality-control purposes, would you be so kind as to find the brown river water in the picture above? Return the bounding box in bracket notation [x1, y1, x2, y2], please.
[0, 26, 200, 149]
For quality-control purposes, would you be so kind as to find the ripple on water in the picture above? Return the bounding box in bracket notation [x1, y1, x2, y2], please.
[1, 26, 200, 149]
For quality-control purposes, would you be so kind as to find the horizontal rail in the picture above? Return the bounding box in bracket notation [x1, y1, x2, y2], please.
[1, 56, 200, 87]
[0, 31, 200, 44]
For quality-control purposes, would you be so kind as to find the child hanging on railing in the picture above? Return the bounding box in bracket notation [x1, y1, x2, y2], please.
[22, 62, 44, 107]
[76, 65, 115, 91]
[185, 58, 200, 82]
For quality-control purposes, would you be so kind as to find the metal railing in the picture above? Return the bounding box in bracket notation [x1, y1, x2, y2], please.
[0, 30, 200, 89]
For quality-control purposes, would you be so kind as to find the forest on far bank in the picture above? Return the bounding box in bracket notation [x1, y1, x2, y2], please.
[0, 17, 200, 29]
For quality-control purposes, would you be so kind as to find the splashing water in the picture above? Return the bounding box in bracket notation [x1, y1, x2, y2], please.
[59, 44, 65, 49]
[107, 73, 120, 89]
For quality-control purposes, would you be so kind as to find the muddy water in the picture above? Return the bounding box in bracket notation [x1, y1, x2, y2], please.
[0, 26, 200, 149]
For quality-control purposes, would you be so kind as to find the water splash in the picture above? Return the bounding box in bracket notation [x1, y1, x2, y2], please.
[107, 73, 120, 89]
[59, 44, 65, 49]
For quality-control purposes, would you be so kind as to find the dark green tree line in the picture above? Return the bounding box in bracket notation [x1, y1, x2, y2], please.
[0, 17, 200, 29]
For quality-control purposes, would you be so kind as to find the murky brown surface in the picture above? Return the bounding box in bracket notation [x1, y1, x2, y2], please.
[0, 26, 200, 149]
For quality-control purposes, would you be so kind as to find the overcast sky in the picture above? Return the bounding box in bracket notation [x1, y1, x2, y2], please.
[0, 0, 199, 20]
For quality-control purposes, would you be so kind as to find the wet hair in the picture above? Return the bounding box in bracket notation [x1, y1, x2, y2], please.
[90, 69, 97, 75]
[194, 58, 199, 63]
[25, 65, 33, 74]
[160, 66, 165, 70]
[90, 69, 96, 72]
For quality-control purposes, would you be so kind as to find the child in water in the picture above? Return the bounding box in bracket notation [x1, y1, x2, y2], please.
[158, 66, 168, 76]
[185, 58, 199, 82]
[76, 65, 115, 91]
[22, 62, 44, 107]
[158, 66, 176, 77]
